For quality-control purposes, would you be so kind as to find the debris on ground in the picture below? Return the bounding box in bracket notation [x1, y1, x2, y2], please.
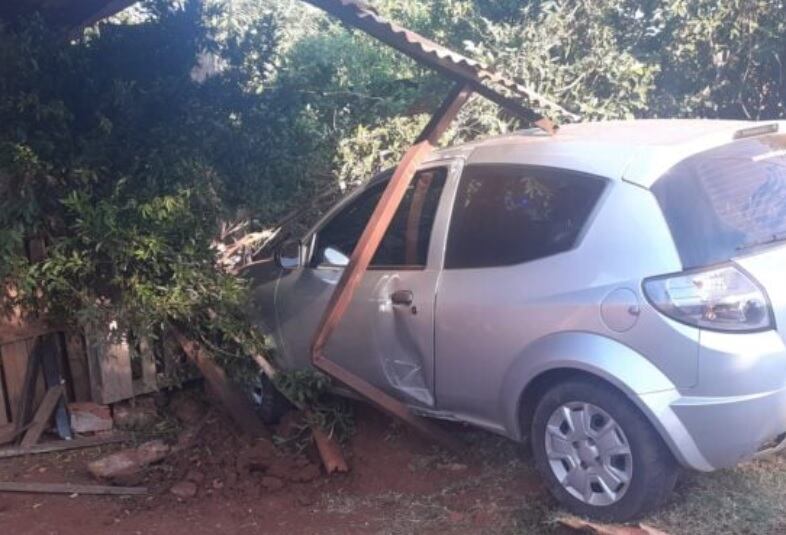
[559, 516, 671, 535]
[169, 390, 207, 426]
[0, 481, 147, 495]
[169, 480, 198, 499]
[88, 439, 170, 484]
[0, 434, 128, 459]
[312, 427, 349, 474]
[112, 398, 159, 430]
[68, 402, 113, 434]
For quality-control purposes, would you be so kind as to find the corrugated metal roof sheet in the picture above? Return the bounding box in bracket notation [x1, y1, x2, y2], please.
[302, 0, 574, 123]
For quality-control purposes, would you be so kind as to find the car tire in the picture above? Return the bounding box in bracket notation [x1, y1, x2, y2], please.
[530, 378, 678, 522]
[251, 374, 293, 425]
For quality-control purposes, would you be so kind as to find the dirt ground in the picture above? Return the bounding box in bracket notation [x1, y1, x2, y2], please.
[1, 391, 786, 535]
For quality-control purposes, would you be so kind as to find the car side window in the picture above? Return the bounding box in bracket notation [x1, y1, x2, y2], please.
[312, 167, 447, 268]
[444, 164, 606, 269]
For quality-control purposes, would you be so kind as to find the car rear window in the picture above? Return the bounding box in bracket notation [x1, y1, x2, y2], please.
[652, 134, 786, 269]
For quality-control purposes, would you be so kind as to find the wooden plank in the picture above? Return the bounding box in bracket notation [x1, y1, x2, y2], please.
[14, 338, 43, 430]
[0, 356, 8, 426]
[0, 433, 129, 459]
[0, 320, 64, 345]
[0, 482, 147, 495]
[132, 336, 158, 396]
[85, 327, 133, 404]
[40, 336, 72, 440]
[172, 329, 268, 439]
[65, 333, 91, 402]
[28, 337, 46, 417]
[0, 423, 32, 445]
[1, 339, 33, 423]
[309, 84, 471, 451]
[20, 385, 64, 448]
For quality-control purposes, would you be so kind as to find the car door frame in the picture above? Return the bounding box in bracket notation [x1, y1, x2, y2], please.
[294, 157, 466, 407]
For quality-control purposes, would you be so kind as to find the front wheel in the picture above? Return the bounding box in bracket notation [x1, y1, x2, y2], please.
[531, 378, 678, 522]
[249, 373, 293, 425]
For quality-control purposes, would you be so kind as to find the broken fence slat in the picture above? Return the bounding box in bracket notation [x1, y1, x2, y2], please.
[0, 481, 147, 496]
[20, 384, 64, 448]
[0, 433, 129, 459]
[0, 423, 33, 446]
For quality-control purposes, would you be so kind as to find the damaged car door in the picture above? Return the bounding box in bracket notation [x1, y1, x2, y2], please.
[272, 165, 450, 407]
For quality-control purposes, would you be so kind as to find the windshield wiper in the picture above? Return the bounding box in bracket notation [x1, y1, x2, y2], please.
[737, 231, 786, 252]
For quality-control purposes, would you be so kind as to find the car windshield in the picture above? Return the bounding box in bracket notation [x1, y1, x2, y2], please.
[652, 134, 786, 269]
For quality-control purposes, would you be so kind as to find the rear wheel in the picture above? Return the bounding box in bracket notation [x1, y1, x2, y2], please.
[530, 378, 678, 521]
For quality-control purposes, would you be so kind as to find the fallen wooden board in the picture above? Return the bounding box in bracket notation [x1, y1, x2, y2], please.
[0, 481, 147, 495]
[0, 423, 32, 446]
[20, 385, 64, 448]
[0, 433, 129, 459]
[172, 329, 268, 439]
[558, 516, 671, 535]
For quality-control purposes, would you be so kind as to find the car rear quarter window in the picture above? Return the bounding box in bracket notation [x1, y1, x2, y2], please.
[652, 134, 786, 269]
[444, 164, 607, 269]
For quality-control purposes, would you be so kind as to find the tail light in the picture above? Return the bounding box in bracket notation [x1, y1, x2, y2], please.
[643, 265, 774, 332]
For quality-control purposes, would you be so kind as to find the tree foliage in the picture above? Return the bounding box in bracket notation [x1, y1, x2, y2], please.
[0, 0, 784, 375]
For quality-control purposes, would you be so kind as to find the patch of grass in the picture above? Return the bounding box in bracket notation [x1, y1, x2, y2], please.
[314, 425, 786, 535]
[647, 455, 786, 535]
[449, 430, 786, 535]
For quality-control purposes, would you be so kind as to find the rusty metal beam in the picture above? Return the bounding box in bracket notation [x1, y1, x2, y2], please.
[310, 83, 472, 449]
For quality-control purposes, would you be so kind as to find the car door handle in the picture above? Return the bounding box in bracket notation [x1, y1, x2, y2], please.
[390, 290, 414, 306]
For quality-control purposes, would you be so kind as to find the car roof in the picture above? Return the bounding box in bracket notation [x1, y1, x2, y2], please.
[424, 119, 786, 187]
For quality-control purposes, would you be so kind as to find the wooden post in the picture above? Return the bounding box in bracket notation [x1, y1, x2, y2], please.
[172, 329, 269, 439]
[64, 333, 91, 402]
[85, 325, 133, 404]
[310, 83, 472, 449]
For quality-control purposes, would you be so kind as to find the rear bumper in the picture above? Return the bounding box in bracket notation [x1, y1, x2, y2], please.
[670, 385, 786, 470]
[644, 328, 786, 471]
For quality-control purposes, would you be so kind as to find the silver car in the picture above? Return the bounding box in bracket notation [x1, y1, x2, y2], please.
[248, 119, 786, 520]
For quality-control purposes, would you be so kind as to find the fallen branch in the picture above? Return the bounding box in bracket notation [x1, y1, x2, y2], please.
[558, 516, 670, 535]
[0, 481, 147, 495]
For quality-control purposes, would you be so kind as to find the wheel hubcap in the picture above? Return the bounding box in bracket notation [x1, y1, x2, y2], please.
[544, 402, 633, 506]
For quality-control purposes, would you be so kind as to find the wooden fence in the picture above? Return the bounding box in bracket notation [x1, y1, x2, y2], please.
[0, 238, 163, 428]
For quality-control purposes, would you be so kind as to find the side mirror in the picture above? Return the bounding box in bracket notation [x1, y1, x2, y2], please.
[275, 240, 302, 270]
[322, 246, 350, 267]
